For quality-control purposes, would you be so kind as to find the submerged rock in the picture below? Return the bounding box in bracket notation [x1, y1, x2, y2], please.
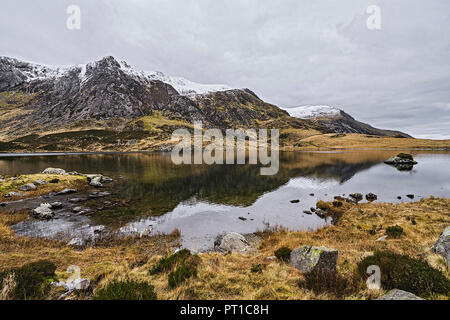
[290, 245, 338, 274]
[89, 191, 111, 198]
[376, 289, 424, 300]
[50, 201, 63, 209]
[56, 188, 77, 195]
[431, 226, 450, 265]
[42, 168, 67, 175]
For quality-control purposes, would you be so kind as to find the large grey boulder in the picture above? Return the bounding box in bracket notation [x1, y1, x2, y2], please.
[217, 232, 251, 253]
[42, 168, 67, 175]
[376, 289, 424, 300]
[431, 226, 450, 265]
[290, 245, 338, 274]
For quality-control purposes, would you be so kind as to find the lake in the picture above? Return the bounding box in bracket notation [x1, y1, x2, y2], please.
[1, 150, 449, 251]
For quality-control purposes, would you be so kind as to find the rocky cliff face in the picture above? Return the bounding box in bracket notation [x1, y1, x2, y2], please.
[0, 56, 311, 139]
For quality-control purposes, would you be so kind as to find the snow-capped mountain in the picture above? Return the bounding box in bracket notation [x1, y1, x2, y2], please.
[119, 61, 232, 97]
[0, 56, 292, 137]
[284, 105, 341, 119]
[284, 104, 411, 137]
[0, 56, 232, 97]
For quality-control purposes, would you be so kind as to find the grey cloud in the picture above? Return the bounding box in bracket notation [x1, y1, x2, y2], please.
[0, 0, 449, 138]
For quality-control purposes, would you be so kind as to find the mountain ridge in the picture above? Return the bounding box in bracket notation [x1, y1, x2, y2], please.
[0, 56, 417, 151]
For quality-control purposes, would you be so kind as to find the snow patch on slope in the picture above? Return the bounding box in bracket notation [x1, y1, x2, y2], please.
[284, 105, 341, 119]
[119, 61, 232, 96]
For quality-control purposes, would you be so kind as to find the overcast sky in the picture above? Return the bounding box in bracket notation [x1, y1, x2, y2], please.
[1, 0, 449, 138]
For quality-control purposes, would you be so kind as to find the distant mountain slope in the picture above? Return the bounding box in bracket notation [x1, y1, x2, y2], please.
[285, 105, 412, 138]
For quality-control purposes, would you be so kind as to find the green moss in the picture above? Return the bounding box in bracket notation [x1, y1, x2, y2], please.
[93, 279, 157, 300]
[356, 251, 450, 298]
[396, 153, 414, 160]
[274, 247, 292, 262]
[0, 260, 57, 300]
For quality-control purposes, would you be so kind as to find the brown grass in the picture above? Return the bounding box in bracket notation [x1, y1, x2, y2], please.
[0, 197, 448, 300]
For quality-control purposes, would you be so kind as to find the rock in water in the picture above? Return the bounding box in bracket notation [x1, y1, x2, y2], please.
[376, 289, 424, 300]
[42, 168, 67, 175]
[431, 226, 450, 265]
[365, 193, 378, 202]
[18, 183, 37, 191]
[218, 232, 251, 253]
[56, 188, 77, 195]
[384, 153, 418, 171]
[32, 203, 54, 220]
[290, 245, 338, 274]
[349, 193, 363, 202]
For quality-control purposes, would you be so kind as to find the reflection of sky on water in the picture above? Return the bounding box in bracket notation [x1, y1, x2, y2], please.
[5, 152, 450, 251]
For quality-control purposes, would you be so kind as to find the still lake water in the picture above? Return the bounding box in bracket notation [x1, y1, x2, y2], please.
[1, 150, 449, 251]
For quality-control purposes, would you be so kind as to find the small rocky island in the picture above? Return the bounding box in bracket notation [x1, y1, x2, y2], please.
[384, 153, 418, 171]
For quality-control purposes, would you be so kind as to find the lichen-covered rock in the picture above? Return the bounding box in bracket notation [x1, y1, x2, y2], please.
[18, 183, 37, 191]
[290, 245, 338, 274]
[376, 289, 424, 300]
[217, 232, 251, 253]
[42, 168, 67, 175]
[431, 226, 450, 265]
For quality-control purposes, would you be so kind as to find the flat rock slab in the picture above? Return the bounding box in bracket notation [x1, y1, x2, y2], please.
[376, 289, 424, 300]
[290, 245, 338, 273]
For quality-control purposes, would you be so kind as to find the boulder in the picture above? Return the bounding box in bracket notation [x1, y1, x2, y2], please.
[18, 183, 37, 191]
[376, 289, 424, 300]
[365, 193, 378, 202]
[431, 226, 450, 265]
[32, 203, 54, 220]
[349, 193, 363, 202]
[217, 232, 251, 253]
[42, 168, 67, 175]
[89, 176, 103, 188]
[290, 245, 338, 274]
[33, 179, 48, 186]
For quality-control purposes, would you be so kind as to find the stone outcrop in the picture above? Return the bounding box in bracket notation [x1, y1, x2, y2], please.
[290, 245, 338, 274]
[431, 226, 450, 265]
